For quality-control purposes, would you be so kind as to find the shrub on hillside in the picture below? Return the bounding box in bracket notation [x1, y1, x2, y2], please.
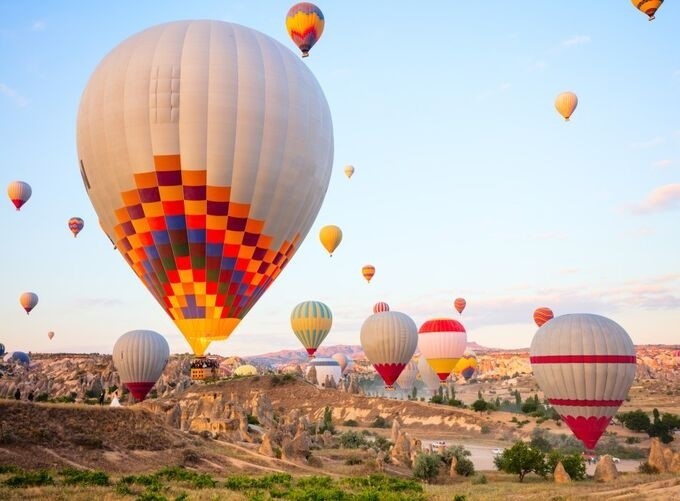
[412, 453, 442, 482]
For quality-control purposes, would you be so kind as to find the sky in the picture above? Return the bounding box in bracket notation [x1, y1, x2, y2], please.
[0, 1, 678, 357]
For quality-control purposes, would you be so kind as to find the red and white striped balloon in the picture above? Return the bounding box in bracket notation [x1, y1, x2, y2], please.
[372, 302, 389, 314]
[530, 313, 636, 450]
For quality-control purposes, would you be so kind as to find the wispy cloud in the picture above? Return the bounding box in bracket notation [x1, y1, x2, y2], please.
[652, 159, 674, 168]
[561, 35, 591, 47]
[627, 183, 680, 214]
[630, 136, 665, 149]
[31, 20, 46, 31]
[0, 82, 29, 107]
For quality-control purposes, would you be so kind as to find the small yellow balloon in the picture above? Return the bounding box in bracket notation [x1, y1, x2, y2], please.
[319, 225, 342, 256]
[555, 92, 578, 121]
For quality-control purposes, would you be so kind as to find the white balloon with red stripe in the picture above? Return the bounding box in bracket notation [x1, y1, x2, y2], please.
[360, 311, 418, 390]
[396, 359, 418, 391]
[529, 313, 636, 450]
[113, 330, 170, 401]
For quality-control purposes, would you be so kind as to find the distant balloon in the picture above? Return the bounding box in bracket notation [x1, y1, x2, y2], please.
[373, 302, 390, 314]
[77, 20, 333, 357]
[454, 349, 478, 381]
[68, 217, 85, 237]
[0, 343, 5, 357]
[286, 2, 325, 57]
[319, 225, 342, 256]
[112, 330, 169, 401]
[360, 311, 418, 390]
[234, 364, 258, 377]
[418, 318, 467, 382]
[533, 307, 554, 327]
[555, 92, 578, 121]
[48, 331, 55, 340]
[631, 0, 663, 20]
[362, 265, 376, 283]
[454, 298, 466, 315]
[396, 360, 418, 391]
[10, 351, 30, 366]
[291, 301, 333, 357]
[530, 313, 636, 450]
[344, 165, 355, 179]
[331, 352, 351, 375]
[417, 356, 442, 395]
[7, 181, 31, 211]
[19, 292, 39, 315]
[306, 357, 342, 388]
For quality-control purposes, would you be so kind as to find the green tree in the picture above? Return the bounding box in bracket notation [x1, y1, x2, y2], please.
[529, 428, 552, 453]
[411, 386, 418, 400]
[546, 451, 586, 480]
[471, 399, 489, 412]
[617, 409, 651, 432]
[514, 390, 522, 408]
[494, 441, 548, 482]
[319, 406, 335, 434]
[412, 453, 441, 483]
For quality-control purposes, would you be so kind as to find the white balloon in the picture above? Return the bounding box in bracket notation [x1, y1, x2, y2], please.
[112, 330, 169, 401]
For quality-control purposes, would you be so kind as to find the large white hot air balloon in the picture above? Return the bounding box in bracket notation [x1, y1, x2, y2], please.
[306, 357, 342, 388]
[417, 356, 442, 395]
[112, 330, 170, 401]
[360, 311, 418, 390]
[77, 20, 333, 357]
[396, 359, 418, 392]
[530, 313, 636, 450]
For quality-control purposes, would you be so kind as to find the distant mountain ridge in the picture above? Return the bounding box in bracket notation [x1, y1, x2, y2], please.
[244, 342, 499, 367]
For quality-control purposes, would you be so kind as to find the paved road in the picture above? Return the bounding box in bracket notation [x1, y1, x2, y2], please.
[421, 439, 642, 473]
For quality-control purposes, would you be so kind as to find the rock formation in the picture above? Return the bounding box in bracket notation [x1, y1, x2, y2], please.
[553, 461, 570, 483]
[594, 455, 618, 482]
[648, 437, 680, 473]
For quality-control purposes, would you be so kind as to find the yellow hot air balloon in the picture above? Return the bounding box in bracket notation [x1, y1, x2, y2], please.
[319, 225, 342, 256]
[290, 300, 333, 357]
[362, 265, 375, 283]
[344, 165, 355, 179]
[555, 92, 578, 121]
[631, 0, 663, 20]
[76, 21, 333, 356]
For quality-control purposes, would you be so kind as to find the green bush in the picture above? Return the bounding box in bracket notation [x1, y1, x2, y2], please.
[455, 457, 475, 476]
[472, 474, 487, 484]
[617, 410, 651, 432]
[546, 451, 586, 480]
[343, 419, 359, 427]
[60, 468, 110, 486]
[471, 399, 490, 412]
[0, 465, 20, 474]
[4, 470, 54, 487]
[371, 416, 390, 428]
[345, 456, 363, 465]
[494, 441, 548, 482]
[371, 436, 392, 453]
[340, 431, 368, 449]
[412, 453, 441, 482]
[247, 414, 260, 425]
[34, 393, 48, 402]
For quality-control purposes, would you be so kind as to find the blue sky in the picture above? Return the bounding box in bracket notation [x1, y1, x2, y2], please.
[1, 1, 678, 356]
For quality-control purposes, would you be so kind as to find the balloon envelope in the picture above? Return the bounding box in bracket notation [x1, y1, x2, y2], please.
[319, 225, 342, 256]
[343, 165, 354, 178]
[360, 311, 418, 389]
[631, 0, 663, 20]
[331, 352, 351, 375]
[362, 265, 376, 283]
[7, 181, 31, 211]
[529, 313, 636, 449]
[396, 360, 418, 391]
[533, 307, 554, 327]
[77, 20, 333, 356]
[0, 343, 4, 357]
[290, 301, 333, 357]
[234, 364, 258, 377]
[417, 356, 441, 394]
[68, 217, 85, 237]
[10, 351, 30, 366]
[306, 357, 342, 388]
[19, 292, 38, 314]
[373, 302, 389, 314]
[112, 330, 169, 401]
[286, 2, 325, 57]
[555, 92, 578, 121]
[418, 318, 467, 382]
[48, 331, 55, 340]
[454, 298, 466, 315]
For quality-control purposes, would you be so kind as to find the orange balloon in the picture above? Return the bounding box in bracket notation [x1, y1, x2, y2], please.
[362, 265, 375, 283]
[454, 298, 466, 315]
[533, 307, 554, 327]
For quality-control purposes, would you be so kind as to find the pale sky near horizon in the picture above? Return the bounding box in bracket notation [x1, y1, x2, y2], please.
[0, 1, 678, 357]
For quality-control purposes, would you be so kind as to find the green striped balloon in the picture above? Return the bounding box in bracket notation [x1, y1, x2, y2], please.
[290, 301, 333, 357]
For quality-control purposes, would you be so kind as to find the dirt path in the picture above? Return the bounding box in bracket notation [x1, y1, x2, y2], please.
[38, 447, 93, 470]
